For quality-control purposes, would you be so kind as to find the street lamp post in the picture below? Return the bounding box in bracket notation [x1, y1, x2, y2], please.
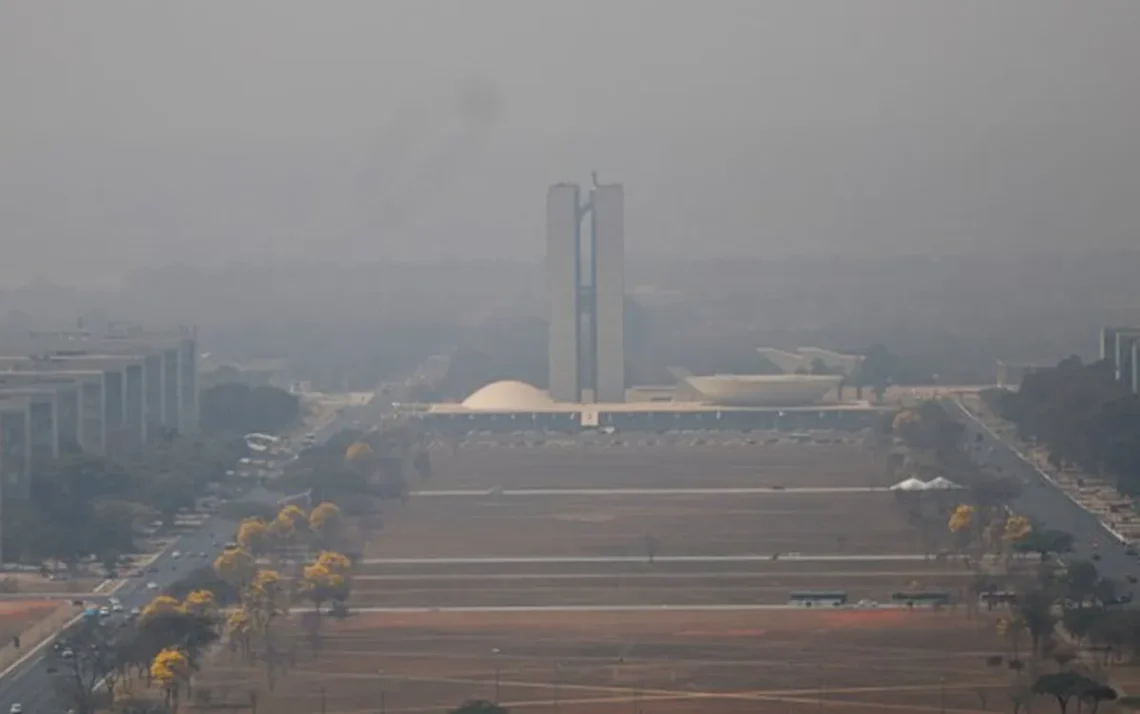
[491, 648, 502, 703]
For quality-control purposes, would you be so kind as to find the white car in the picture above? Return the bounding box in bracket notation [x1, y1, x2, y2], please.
[10, 703, 22, 714]
[146, 581, 159, 590]
[171, 551, 182, 559]
[112, 604, 125, 613]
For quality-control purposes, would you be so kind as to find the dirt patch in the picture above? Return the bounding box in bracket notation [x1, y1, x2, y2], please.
[194, 609, 1011, 714]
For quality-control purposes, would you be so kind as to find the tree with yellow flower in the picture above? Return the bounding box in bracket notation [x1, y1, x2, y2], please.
[277, 504, 308, 532]
[213, 546, 257, 589]
[151, 648, 190, 712]
[266, 504, 309, 555]
[226, 607, 254, 661]
[309, 502, 344, 548]
[183, 589, 217, 616]
[948, 504, 975, 533]
[1004, 515, 1033, 544]
[245, 568, 288, 633]
[316, 550, 352, 574]
[948, 504, 977, 555]
[141, 594, 185, 621]
[236, 517, 269, 555]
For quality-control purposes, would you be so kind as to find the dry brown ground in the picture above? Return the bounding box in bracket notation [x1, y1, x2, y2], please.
[197, 609, 1017, 714]
[0, 601, 62, 642]
[194, 443, 1005, 714]
[424, 444, 888, 491]
[347, 570, 975, 608]
[366, 492, 945, 559]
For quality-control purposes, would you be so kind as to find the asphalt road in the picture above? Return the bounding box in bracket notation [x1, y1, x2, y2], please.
[0, 518, 238, 714]
[0, 409, 359, 714]
[942, 398, 1140, 587]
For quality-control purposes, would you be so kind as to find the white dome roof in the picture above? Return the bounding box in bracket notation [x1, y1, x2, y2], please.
[461, 380, 554, 411]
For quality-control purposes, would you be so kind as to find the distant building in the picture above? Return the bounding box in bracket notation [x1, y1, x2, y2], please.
[0, 325, 200, 562]
[547, 178, 625, 403]
[995, 361, 1040, 389]
[756, 347, 864, 377]
[1100, 326, 1140, 393]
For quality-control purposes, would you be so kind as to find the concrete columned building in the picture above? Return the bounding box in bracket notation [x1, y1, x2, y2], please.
[546, 177, 625, 403]
[0, 326, 198, 508]
[1100, 327, 1140, 393]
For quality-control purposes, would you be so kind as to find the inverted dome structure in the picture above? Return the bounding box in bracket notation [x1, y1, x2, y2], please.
[924, 476, 962, 490]
[460, 380, 555, 411]
[683, 374, 842, 407]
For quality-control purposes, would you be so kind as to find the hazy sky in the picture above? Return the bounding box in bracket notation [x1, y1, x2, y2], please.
[2, 1, 1139, 284]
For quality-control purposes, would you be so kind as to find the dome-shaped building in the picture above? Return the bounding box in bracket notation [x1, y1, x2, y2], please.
[460, 380, 555, 411]
[683, 374, 841, 406]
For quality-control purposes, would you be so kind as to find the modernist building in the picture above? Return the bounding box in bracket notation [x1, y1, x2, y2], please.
[0, 326, 198, 505]
[546, 177, 625, 403]
[1100, 327, 1140, 393]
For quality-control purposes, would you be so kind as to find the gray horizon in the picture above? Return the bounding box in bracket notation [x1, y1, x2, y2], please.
[2, 0, 1138, 285]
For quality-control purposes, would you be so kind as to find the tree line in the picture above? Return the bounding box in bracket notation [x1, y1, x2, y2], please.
[54, 500, 357, 714]
[983, 357, 1140, 495]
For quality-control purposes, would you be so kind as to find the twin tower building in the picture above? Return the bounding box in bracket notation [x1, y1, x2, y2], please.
[545, 176, 625, 404]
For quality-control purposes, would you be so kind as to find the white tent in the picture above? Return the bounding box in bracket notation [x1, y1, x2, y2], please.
[924, 476, 962, 490]
[889, 477, 929, 491]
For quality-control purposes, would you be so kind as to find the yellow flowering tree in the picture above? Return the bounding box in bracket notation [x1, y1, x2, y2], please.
[151, 647, 190, 712]
[1003, 515, 1033, 544]
[276, 504, 308, 532]
[183, 589, 217, 616]
[309, 502, 344, 547]
[236, 517, 269, 555]
[316, 550, 352, 574]
[948, 504, 977, 554]
[213, 547, 257, 589]
[948, 504, 975, 533]
[141, 595, 185, 621]
[226, 607, 253, 660]
[301, 551, 353, 615]
[246, 568, 288, 632]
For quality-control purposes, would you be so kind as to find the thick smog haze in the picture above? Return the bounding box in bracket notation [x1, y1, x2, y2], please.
[1, 1, 1139, 284]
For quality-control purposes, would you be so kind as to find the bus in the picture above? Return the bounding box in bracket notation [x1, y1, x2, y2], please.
[788, 590, 848, 608]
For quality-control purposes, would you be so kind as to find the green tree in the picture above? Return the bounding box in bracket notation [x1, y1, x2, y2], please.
[1016, 589, 1057, 656]
[1014, 529, 1075, 563]
[857, 343, 896, 402]
[199, 382, 300, 436]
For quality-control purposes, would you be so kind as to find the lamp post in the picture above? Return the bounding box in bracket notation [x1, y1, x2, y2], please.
[491, 648, 501, 703]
